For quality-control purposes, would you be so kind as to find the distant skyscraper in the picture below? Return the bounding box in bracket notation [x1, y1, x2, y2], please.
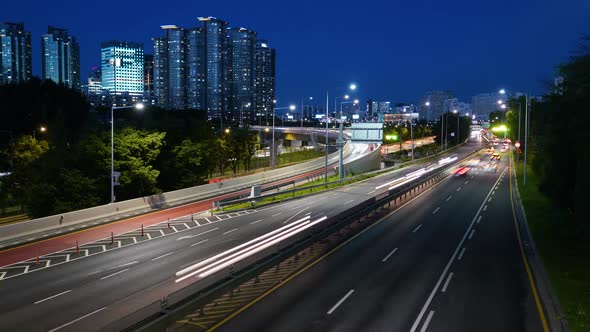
[228, 27, 256, 122]
[143, 54, 155, 104]
[41, 26, 80, 90]
[85, 66, 102, 107]
[421, 90, 454, 120]
[151, 17, 275, 120]
[100, 41, 144, 105]
[199, 17, 230, 119]
[472, 92, 504, 119]
[255, 40, 275, 120]
[0, 22, 32, 84]
[185, 27, 204, 110]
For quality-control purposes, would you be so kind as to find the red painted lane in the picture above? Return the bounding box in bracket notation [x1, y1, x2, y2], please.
[0, 166, 334, 268]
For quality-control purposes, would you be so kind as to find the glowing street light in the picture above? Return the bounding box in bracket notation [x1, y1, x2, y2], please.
[350, 83, 357, 90]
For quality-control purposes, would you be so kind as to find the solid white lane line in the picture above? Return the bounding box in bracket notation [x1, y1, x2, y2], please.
[413, 224, 422, 233]
[409, 167, 507, 332]
[468, 229, 475, 240]
[441, 272, 454, 293]
[100, 268, 129, 280]
[420, 310, 435, 332]
[327, 289, 355, 315]
[190, 239, 209, 247]
[152, 252, 175, 261]
[223, 228, 238, 235]
[271, 212, 282, 217]
[432, 207, 440, 215]
[382, 248, 398, 262]
[477, 216, 482, 224]
[483, 205, 488, 211]
[250, 219, 263, 225]
[456, 187, 462, 192]
[34, 290, 72, 304]
[457, 247, 466, 261]
[48, 307, 107, 332]
[445, 195, 453, 202]
[343, 199, 355, 205]
[114, 261, 138, 268]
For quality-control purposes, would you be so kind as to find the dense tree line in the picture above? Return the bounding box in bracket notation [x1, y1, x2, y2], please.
[0, 79, 259, 218]
[500, 36, 590, 226]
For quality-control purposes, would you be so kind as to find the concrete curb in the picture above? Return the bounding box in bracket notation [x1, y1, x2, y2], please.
[510, 153, 568, 331]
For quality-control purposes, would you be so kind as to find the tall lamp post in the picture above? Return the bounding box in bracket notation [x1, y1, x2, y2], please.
[326, 83, 356, 183]
[111, 102, 144, 203]
[270, 104, 296, 169]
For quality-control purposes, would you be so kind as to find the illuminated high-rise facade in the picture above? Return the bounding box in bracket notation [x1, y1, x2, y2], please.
[228, 27, 256, 122]
[100, 41, 144, 104]
[255, 40, 275, 120]
[151, 17, 275, 121]
[0, 22, 32, 84]
[41, 26, 80, 90]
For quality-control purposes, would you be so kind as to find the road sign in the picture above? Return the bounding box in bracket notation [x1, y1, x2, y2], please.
[514, 141, 521, 149]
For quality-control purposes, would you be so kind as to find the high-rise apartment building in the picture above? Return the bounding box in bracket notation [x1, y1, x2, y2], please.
[85, 66, 103, 107]
[472, 92, 505, 119]
[228, 27, 256, 122]
[152, 17, 275, 121]
[143, 54, 156, 105]
[100, 41, 144, 105]
[254, 40, 275, 120]
[0, 22, 32, 84]
[420, 90, 454, 120]
[199, 17, 230, 119]
[41, 26, 80, 90]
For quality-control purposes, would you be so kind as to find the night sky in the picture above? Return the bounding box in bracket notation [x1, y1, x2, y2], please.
[3, 0, 589, 106]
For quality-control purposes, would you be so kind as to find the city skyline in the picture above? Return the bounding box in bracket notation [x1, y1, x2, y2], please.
[2, 0, 589, 106]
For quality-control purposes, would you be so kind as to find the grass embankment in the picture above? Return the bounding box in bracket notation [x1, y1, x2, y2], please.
[515, 161, 590, 331]
[218, 172, 377, 212]
[208, 148, 323, 180]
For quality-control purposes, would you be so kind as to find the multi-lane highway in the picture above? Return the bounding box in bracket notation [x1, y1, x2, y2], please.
[0, 139, 486, 331]
[207, 150, 546, 332]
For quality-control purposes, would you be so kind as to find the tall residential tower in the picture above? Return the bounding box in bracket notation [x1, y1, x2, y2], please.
[41, 26, 80, 90]
[0, 22, 32, 84]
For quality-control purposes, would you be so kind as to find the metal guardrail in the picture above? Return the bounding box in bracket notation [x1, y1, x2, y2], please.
[106, 146, 483, 332]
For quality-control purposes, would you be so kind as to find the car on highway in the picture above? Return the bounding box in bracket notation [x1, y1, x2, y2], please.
[500, 145, 508, 152]
[486, 147, 494, 154]
[491, 153, 501, 161]
[453, 166, 470, 176]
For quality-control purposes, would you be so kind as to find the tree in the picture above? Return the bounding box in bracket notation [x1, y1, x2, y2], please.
[172, 139, 207, 188]
[7, 136, 49, 211]
[114, 128, 166, 200]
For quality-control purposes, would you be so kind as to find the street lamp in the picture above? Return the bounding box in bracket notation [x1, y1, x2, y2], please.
[270, 104, 296, 169]
[111, 102, 144, 203]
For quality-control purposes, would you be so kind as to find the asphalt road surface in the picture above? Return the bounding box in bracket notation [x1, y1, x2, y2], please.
[214, 151, 545, 332]
[0, 140, 485, 331]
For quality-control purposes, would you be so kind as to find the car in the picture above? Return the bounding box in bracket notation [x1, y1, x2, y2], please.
[491, 153, 501, 161]
[500, 146, 508, 152]
[486, 147, 494, 154]
[454, 166, 470, 176]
